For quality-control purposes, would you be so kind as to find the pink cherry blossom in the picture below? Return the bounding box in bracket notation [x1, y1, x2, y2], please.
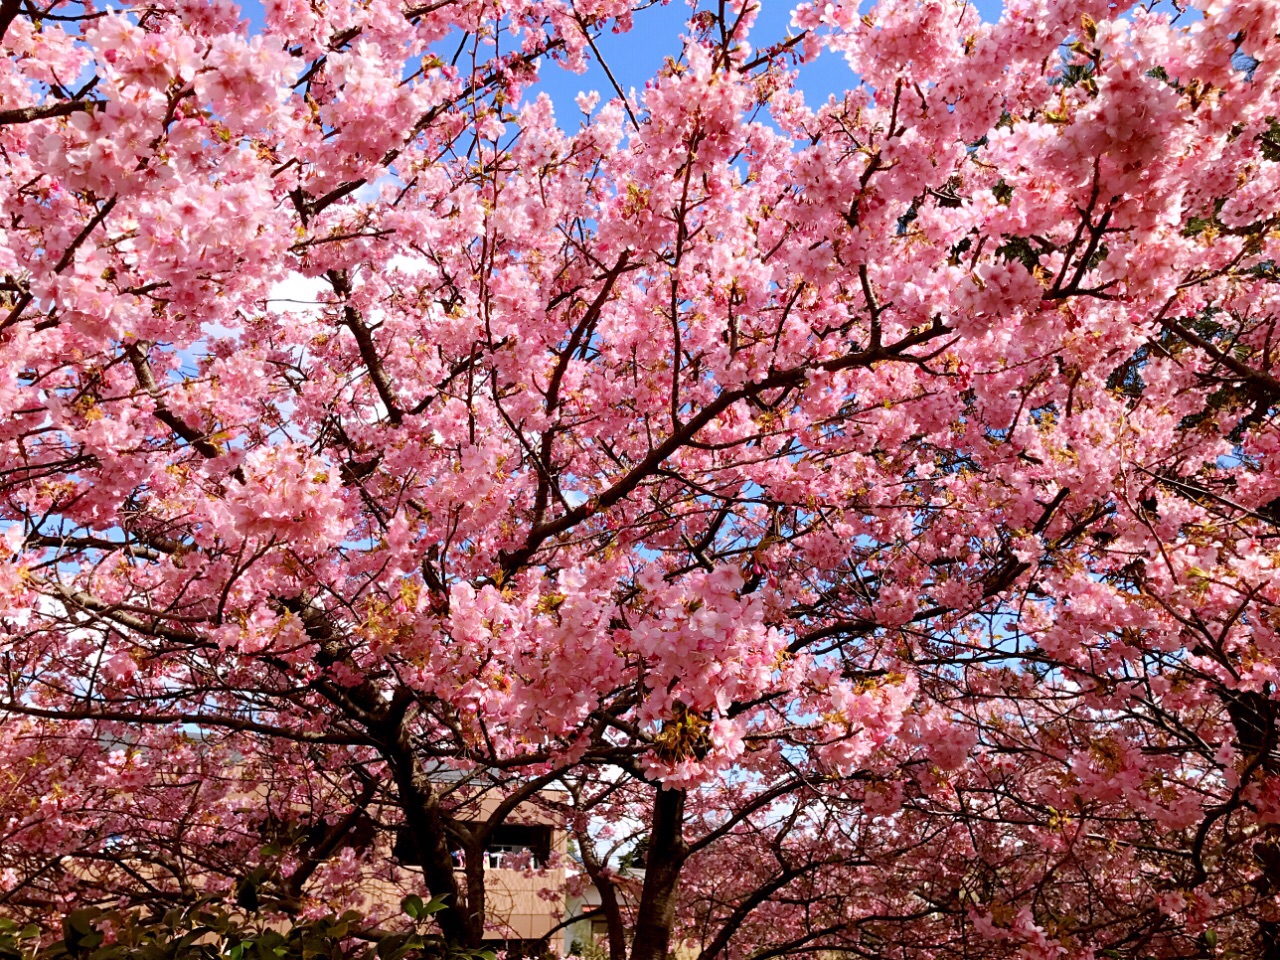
[2, 0, 1280, 957]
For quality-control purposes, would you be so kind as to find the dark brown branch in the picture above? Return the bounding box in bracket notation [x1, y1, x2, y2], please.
[0, 100, 92, 126]
[327, 269, 404, 424]
[1160, 316, 1280, 397]
[126, 343, 225, 460]
[0, 700, 368, 745]
[500, 322, 951, 575]
[0, 0, 21, 42]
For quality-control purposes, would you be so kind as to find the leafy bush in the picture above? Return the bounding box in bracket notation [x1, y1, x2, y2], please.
[0, 897, 492, 960]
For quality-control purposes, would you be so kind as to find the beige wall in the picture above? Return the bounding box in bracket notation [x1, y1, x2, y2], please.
[480, 865, 566, 940]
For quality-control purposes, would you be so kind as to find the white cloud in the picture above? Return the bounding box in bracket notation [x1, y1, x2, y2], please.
[266, 273, 329, 317]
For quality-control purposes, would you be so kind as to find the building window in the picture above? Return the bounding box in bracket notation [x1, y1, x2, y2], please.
[393, 823, 553, 869]
[486, 823, 553, 868]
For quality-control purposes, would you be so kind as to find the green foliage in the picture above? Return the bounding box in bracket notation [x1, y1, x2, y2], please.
[994, 235, 1041, 272]
[2, 904, 369, 960]
[0, 896, 490, 960]
[1051, 61, 1096, 92]
[1260, 117, 1280, 163]
[398, 897, 447, 922]
[0, 917, 42, 960]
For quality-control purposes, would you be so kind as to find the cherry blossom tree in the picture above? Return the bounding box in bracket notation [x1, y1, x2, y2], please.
[3, 0, 1280, 956]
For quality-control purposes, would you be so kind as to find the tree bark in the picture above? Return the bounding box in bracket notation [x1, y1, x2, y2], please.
[0, 0, 21, 43]
[629, 788, 687, 960]
[578, 829, 629, 960]
[460, 828, 488, 948]
[389, 740, 477, 947]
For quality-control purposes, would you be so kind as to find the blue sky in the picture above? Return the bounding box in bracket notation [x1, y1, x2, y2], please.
[237, 0, 1007, 123]
[533, 0, 1007, 117]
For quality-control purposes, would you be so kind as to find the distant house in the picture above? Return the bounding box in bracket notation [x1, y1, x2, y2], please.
[54, 754, 612, 957]
[388, 796, 570, 955]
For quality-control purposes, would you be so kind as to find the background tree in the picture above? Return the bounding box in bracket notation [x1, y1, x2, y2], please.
[2, 0, 1280, 957]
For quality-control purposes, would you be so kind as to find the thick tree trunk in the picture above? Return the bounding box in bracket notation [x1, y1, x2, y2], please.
[0, 0, 20, 43]
[396, 765, 471, 946]
[461, 832, 488, 947]
[578, 830, 629, 960]
[293, 600, 480, 951]
[629, 788, 687, 960]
